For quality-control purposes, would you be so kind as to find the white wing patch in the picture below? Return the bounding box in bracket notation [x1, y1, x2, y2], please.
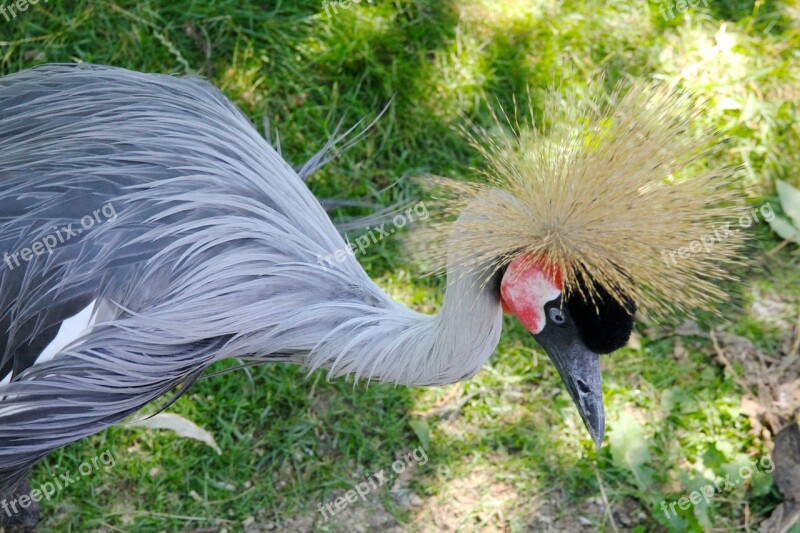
[0, 299, 97, 385]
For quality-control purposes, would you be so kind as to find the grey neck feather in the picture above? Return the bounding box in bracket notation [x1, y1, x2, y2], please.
[302, 260, 504, 386]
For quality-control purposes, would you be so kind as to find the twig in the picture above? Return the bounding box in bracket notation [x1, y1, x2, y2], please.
[790, 308, 800, 357]
[102, 511, 234, 524]
[760, 237, 795, 262]
[594, 467, 620, 533]
[99, 522, 130, 533]
[778, 503, 800, 533]
[709, 331, 752, 393]
[411, 384, 464, 417]
[440, 388, 487, 420]
[205, 484, 257, 505]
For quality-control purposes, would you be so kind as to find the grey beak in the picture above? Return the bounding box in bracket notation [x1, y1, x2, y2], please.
[533, 315, 605, 449]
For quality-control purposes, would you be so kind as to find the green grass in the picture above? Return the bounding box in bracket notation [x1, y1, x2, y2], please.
[1, 0, 799, 531]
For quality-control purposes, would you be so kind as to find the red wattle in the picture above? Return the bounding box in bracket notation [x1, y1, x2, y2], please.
[500, 255, 562, 334]
[500, 294, 512, 314]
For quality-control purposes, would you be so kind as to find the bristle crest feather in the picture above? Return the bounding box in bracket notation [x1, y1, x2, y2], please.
[414, 81, 747, 317]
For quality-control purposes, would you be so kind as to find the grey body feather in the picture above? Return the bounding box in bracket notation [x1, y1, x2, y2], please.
[0, 64, 502, 492]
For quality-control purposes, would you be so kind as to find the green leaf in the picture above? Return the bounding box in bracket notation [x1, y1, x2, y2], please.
[608, 411, 653, 488]
[409, 418, 430, 450]
[776, 180, 800, 229]
[750, 471, 774, 497]
[768, 215, 800, 243]
[742, 93, 760, 122]
[702, 443, 728, 470]
[661, 387, 689, 414]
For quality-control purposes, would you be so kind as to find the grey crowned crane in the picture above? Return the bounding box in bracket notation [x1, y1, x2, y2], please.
[0, 64, 742, 531]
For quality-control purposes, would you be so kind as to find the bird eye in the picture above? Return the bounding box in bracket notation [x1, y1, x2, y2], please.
[548, 307, 566, 325]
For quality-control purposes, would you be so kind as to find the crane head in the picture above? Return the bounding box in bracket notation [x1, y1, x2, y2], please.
[414, 81, 748, 448]
[499, 254, 635, 449]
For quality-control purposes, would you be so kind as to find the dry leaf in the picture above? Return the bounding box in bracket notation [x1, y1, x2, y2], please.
[127, 412, 222, 455]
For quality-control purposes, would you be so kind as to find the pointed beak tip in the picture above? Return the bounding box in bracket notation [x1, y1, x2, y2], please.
[592, 427, 605, 452]
[571, 373, 605, 452]
[581, 396, 605, 451]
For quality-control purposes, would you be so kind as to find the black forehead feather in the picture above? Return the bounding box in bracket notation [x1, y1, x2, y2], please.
[565, 278, 635, 355]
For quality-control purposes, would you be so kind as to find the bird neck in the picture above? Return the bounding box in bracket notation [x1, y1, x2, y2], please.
[426, 264, 505, 384]
[305, 262, 504, 386]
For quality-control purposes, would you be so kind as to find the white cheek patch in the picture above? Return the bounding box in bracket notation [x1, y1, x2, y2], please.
[501, 259, 561, 334]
